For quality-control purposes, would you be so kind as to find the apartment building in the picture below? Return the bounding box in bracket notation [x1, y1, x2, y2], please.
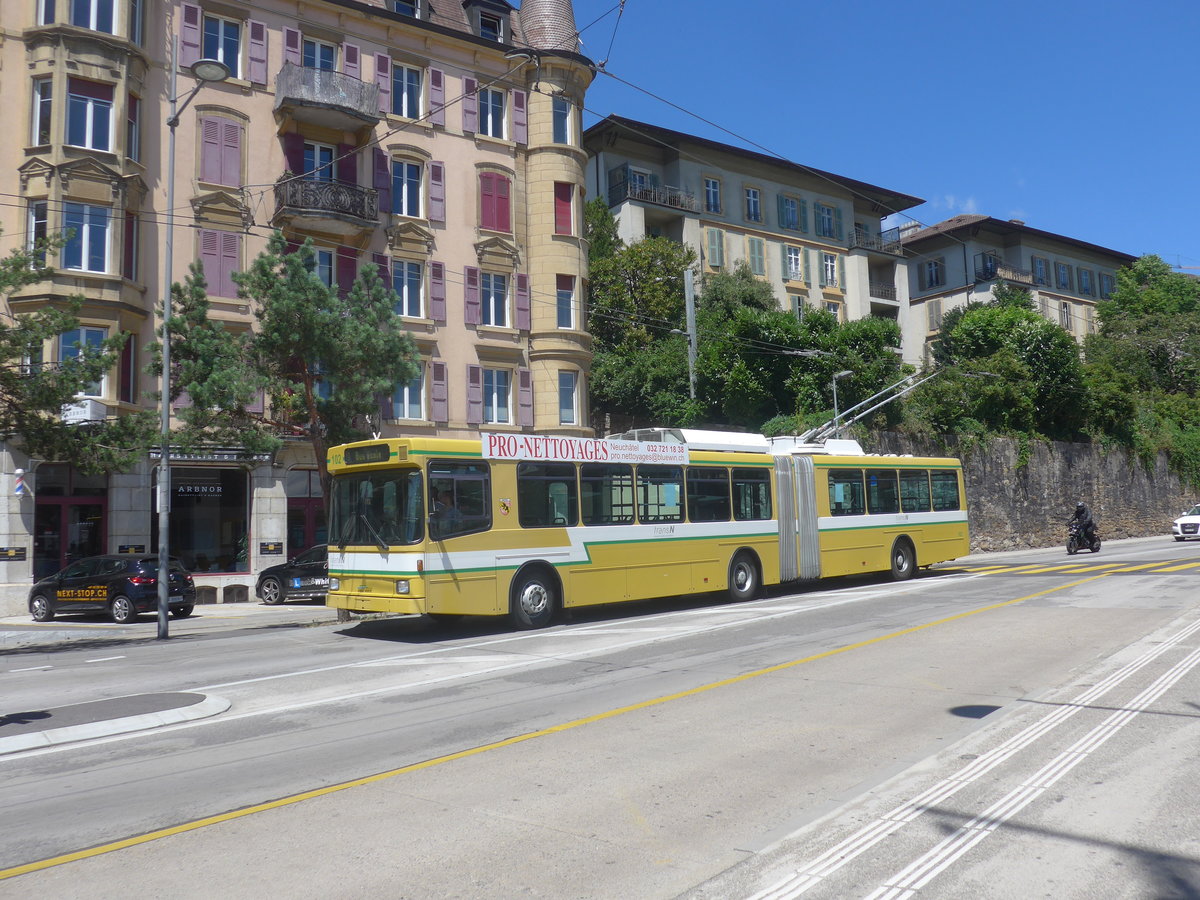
[902, 215, 1136, 364]
[0, 0, 594, 611]
[582, 115, 924, 337]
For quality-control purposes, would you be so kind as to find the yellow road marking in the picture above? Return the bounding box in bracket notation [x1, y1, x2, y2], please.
[1154, 561, 1200, 572]
[1110, 562, 1173, 572]
[0, 571, 1115, 882]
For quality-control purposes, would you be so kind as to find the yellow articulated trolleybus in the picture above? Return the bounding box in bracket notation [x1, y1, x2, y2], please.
[325, 429, 969, 629]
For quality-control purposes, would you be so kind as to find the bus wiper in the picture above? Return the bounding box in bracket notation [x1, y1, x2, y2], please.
[359, 513, 388, 552]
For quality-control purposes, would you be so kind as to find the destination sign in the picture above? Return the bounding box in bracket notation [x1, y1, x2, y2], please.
[343, 443, 392, 465]
[482, 433, 687, 465]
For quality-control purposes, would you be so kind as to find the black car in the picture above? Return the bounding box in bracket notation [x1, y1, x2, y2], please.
[255, 545, 328, 605]
[29, 555, 196, 624]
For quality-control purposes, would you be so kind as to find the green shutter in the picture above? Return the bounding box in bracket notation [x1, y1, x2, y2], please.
[805, 249, 814, 286]
[834, 207, 844, 241]
[777, 194, 787, 229]
[838, 254, 845, 289]
[800, 199, 809, 233]
[708, 228, 723, 267]
[781, 243, 790, 280]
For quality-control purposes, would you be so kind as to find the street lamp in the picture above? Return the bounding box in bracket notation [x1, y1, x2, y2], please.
[831, 370, 853, 440]
[157, 52, 230, 640]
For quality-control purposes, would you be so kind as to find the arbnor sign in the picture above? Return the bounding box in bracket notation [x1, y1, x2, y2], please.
[481, 433, 687, 465]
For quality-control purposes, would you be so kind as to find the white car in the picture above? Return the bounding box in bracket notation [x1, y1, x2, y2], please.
[1172, 505, 1200, 541]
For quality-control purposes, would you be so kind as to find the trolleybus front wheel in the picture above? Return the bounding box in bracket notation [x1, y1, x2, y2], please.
[727, 552, 760, 602]
[510, 568, 558, 630]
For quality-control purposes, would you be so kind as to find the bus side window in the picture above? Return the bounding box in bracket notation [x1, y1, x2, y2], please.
[732, 469, 772, 521]
[581, 464, 634, 525]
[930, 470, 961, 511]
[637, 465, 683, 523]
[899, 469, 931, 513]
[517, 462, 578, 527]
[828, 469, 865, 516]
[866, 469, 900, 515]
[429, 460, 491, 539]
[686, 467, 731, 522]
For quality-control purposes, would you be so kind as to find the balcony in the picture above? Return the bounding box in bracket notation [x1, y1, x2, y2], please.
[272, 177, 379, 235]
[869, 281, 897, 301]
[274, 63, 381, 131]
[975, 261, 1036, 286]
[608, 180, 699, 213]
[849, 226, 903, 256]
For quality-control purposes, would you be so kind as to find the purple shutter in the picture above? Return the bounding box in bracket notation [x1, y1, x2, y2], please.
[462, 77, 478, 132]
[219, 231, 240, 298]
[336, 247, 357, 297]
[221, 121, 242, 186]
[518, 368, 533, 426]
[372, 252, 390, 285]
[515, 273, 531, 331]
[496, 176, 511, 232]
[429, 162, 445, 223]
[282, 132, 304, 174]
[429, 68, 446, 126]
[512, 89, 528, 144]
[247, 390, 265, 414]
[431, 361, 448, 424]
[123, 212, 137, 280]
[373, 149, 392, 213]
[336, 143, 356, 184]
[283, 27, 301, 66]
[375, 54, 391, 114]
[466, 365, 483, 425]
[342, 43, 360, 80]
[199, 117, 221, 183]
[479, 173, 495, 231]
[173, 390, 194, 409]
[429, 261, 446, 323]
[464, 266, 481, 325]
[200, 228, 220, 290]
[180, 3, 201, 68]
[248, 21, 268, 84]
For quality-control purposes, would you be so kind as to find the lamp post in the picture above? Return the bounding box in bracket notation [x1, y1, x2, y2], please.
[831, 370, 853, 440]
[157, 49, 230, 640]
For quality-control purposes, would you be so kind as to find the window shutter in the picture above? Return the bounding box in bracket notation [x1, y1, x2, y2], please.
[199, 117, 221, 183]
[342, 43, 361, 80]
[282, 131, 304, 174]
[466, 365, 483, 425]
[336, 143, 356, 184]
[247, 390, 265, 415]
[777, 194, 787, 228]
[462, 77, 478, 132]
[917, 261, 928, 291]
[218, 231, 240, 298]
[119, 333, 135, 403]
[554, 182, 572, 234]
[429, 261, 446, 323]
[818, 254, 827, 288]
[429, 162, 445, 223]
[512, 89, 528, 144]
[518, 368, 533, 426]
[496, 176, 511, 232]
[373, 149, 392, 212]
[221, 121, 241, 187]
[336, 246, 357, 297]
[429, 68, 445, 126]
[248, 21, 268, 84]
[431, 361, 448, 424]
[780, 244, 790, 280]
[837, 254, 845, 290]
[799, 199, 809, 234]
[372, 252, 390, 284]
[375, 54, 391, 114]
[200, 228, 220, 289]
[479, 173, 495, 230]
[180, 3, 201, 67]
[464, 266, 481, 324]
[516, 274, 531, 331]
[834, 206, 844, 241]
[707, 228, 723, 267]
[123, 213, 137, 281]
[805, 249, 815, 287]
[283, 27, 301, 66]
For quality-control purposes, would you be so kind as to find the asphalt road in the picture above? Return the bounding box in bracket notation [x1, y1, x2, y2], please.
[1, 537, 1198, 898]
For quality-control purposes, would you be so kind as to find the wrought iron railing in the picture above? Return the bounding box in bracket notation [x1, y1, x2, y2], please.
[274, 177, 379, 225]
[869, 281, 897, 301]
[274, 62, 380, 121]
[607, 180, 699, 212]
[849, 226, 903, 255]
[975, 262, 1036, 285]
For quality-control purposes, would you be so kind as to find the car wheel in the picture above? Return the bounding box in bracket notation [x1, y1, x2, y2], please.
[727, 551, 759, 602]
[1175, 536, 1185, 542]
[891, 539, 916, 581]
[510, 569, 557, 629]
[260, 577, 285, 605]
[30, 594, 54, 623]
[171, 604, 194, 618]
[110, 595, 138, 625]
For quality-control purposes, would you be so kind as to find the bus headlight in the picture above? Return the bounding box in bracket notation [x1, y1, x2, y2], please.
[329, 577, 340, 591]
[396, 579, 410, 594]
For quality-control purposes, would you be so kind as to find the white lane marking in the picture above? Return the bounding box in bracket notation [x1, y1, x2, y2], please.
[747, 615, 1200, 899]
[85, 656, 126, 663]
[10, 666, 53, 672]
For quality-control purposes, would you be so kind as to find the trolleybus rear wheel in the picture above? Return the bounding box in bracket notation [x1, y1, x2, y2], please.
[727, 552, 759, 602]
[510, 569, 557, 630]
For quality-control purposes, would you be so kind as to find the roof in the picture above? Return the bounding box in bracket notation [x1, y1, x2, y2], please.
[582, 115, 925, 214]
[901, 215, 1137, 264]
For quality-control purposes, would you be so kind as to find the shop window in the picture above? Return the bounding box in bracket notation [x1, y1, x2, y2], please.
[159, 466, 250, 573]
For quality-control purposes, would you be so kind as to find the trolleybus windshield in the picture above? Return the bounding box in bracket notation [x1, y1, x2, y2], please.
[329, 468, 424, 547]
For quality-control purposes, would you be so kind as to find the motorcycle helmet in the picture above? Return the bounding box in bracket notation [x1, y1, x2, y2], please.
[1076, 502, 1086, 512]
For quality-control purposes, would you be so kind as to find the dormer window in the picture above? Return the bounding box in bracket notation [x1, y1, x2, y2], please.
[479, 13, 503, 41]
[393, 0, 420, 17]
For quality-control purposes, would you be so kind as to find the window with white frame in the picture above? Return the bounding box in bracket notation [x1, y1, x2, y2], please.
[1100, 273, 1115, 298]
[1078, 268, 1093, 296]
[779, 195, 799, 230]
[202, 14, 241, 79]
[786, 245, 802, 281]
[558, 371, 577, 425]
[1055, 261, 1073, 291]
[302, 38, 335, 70]
[393, 0, 420, 17]
[62, 202, 109, 273]
[128, 0, 144, 44]
[1031, 255, 1049, 286]
[37, 0, 55, 26]
[481, 272, 507, 327]
[391, 370, 424, 420]
[32, 78, 53, 145]
[126, 93, 140, 161]
[552, 96, 571, 144]
[478, 12, 504, 41]
[314, 248, 334, 287]
[748, 237, 765, 276]
[704, 178, 721, 214]
[392, 160, 423, 217]
[790, 294, 805, 320]
[556, 274, 575, 329]
[28, 201, 49, 267]
[816, 202, 836, 238]
[1060, 300, 1073, 330]
[825, 300, 842, 321]
[822, 252, 838, 287]
[71, 0, 115, 33]
[303, 142, 335, 182]
[483, 367, 510, 423]
[60, 325, 107, 397]
[392, 259, 423, 317]
[922, 258, 945, 289]
[479, 88, 505, 138]
[66, 79, 113, 151]
[745, 187, 761, 223]
[392, 65, 422, 118]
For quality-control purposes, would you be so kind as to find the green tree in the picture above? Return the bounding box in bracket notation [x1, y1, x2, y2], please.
[584, 196, 622, 263]
[0, 236, 155, 471]
[235, 232, 420, 493]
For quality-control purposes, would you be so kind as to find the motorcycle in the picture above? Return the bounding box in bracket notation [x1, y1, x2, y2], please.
[1067, 521, 1101, 555]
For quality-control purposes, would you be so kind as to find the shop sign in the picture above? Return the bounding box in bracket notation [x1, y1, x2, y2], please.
[260, 542, 284, 555]
[481, 433, 687, 466]
[118, 544, 146, 554]
[0, 547, 27, 561]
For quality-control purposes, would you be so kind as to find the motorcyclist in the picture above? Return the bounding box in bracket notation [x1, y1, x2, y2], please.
[1068, 501, 1096, 545]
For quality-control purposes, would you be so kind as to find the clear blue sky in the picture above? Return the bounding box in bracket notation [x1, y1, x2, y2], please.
[556, 0, 1200, 267]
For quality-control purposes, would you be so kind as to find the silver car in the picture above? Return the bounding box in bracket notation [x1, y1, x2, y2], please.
[1171, 505, 1200, 541]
